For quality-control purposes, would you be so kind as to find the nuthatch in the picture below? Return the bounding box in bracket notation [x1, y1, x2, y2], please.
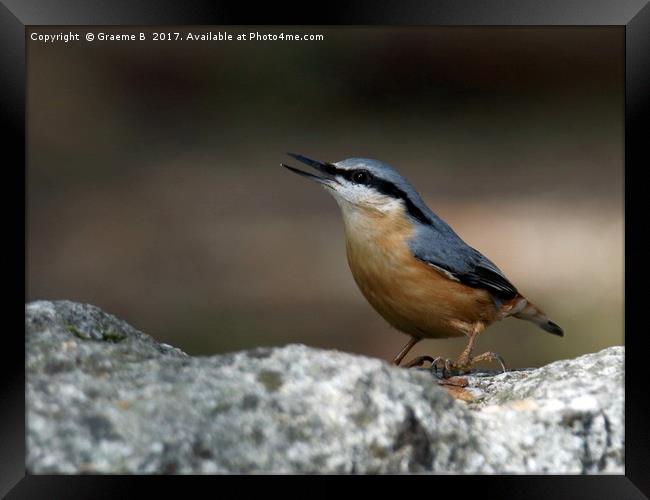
[282, 153, 564, 377]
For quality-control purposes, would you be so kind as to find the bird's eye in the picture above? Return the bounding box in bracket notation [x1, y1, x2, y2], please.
[352, 170, 371, 184]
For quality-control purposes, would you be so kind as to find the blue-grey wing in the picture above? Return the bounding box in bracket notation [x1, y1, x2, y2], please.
[409, 227, 519, 300]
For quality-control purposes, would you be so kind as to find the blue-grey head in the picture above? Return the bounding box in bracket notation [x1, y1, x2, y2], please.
[282, 153, 439, 227]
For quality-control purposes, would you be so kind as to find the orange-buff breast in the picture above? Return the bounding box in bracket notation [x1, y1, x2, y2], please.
[342, 206, 499, 339]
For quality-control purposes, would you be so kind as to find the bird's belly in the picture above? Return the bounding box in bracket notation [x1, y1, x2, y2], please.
[346, 238, 498, 339]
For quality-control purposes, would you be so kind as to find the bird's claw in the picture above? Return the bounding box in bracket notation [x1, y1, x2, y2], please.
[430, 357, 457, 378]
[486, 352, 507, 373]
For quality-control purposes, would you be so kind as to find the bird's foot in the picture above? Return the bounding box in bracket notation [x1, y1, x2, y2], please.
[399, 355, 468, 387]
[431, 352, 507, 379]
[430, 357, 460, 378]
[400, 355, 474, 377]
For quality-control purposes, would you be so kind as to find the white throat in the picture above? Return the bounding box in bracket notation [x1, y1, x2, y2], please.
[330, 189, 406, 238]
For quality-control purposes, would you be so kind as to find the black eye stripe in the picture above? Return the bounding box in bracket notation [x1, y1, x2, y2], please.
[328, 164, 432, 226]
[329, 167, 369, 184]
[371, 179, 432, 226]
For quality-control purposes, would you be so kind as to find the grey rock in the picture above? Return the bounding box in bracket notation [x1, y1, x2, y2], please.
[26, 300, 624, 474]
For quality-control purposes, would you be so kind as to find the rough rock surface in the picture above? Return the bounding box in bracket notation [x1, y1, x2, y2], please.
[26, 300, 624, 474]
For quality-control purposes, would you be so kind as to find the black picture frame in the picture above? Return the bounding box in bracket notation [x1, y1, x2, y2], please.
[3, 1, 648, 497]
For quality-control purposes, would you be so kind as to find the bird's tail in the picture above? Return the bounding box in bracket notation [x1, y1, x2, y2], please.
[508, 296, 564, 336]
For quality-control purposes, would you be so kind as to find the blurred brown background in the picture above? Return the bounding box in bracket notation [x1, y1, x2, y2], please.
[27, 27, 623, 368]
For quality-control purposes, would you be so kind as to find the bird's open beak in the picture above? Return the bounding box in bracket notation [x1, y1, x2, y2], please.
[281, 153, 339, 186]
